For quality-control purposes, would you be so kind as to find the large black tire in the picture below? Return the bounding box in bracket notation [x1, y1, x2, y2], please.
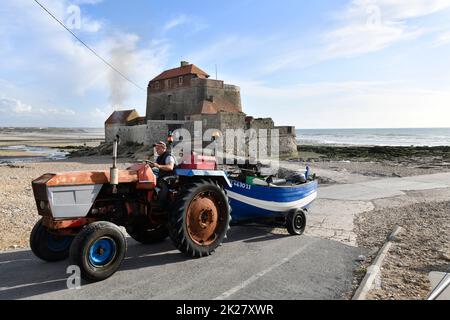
[286, 209, 307, 235]
[30, 218, 73, 262]
[168, 180, 231, 258]
[69, 221, 127, 282]
[126, 222, 169, 245]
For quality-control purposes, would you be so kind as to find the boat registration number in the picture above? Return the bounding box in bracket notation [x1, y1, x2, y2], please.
[231, 180, 252, 190]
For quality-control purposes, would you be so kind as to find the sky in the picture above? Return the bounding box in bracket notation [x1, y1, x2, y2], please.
[1, 0, 450, 129]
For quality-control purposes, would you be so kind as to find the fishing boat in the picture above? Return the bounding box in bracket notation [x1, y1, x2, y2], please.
[225, 164, 318, 235]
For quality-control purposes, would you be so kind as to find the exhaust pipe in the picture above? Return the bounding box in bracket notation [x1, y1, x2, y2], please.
[110, 135, 120, 193]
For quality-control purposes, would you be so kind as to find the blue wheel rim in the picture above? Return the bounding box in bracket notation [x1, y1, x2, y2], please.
[88, 237, 117, 267]
[47, 234, 72, 252]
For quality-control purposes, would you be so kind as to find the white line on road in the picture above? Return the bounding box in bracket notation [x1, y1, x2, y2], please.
[0, 279, 66, 292]
[0, 247, 31, 254]
[214, 239, 316, 300]
[0, 259, 32, 265]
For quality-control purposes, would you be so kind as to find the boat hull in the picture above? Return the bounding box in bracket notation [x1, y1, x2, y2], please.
[225, 179, 318, 222]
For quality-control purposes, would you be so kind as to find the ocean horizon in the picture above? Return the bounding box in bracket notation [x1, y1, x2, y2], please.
[1, 127, 450, 147]
[296, 127, 450, 147]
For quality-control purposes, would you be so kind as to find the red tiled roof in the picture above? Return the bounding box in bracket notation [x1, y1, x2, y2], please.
[105, 109, 138, 124]
[151, 64, 210, 82]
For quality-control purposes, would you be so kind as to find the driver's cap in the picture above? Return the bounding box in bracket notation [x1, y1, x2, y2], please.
[153, 141, 167, 148]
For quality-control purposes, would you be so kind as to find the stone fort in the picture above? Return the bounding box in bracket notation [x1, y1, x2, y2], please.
[105, 61, 297, 156]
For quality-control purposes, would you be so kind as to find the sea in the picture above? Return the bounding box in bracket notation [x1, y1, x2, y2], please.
[296, 128, 450, 147]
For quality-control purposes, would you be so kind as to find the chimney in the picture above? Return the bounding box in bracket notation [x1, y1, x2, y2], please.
[181, 61, 189, 67]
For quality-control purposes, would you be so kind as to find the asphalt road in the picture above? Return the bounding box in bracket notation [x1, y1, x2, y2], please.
[0, 226, 362, 300]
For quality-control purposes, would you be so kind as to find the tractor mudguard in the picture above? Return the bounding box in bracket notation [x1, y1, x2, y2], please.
[175, 169, 232, 188]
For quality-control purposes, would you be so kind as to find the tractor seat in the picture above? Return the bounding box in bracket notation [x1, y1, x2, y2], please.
[159, 175, 177, 187]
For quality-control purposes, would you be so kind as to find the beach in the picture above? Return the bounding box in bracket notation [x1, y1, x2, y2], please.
[0, 127, 104, 163]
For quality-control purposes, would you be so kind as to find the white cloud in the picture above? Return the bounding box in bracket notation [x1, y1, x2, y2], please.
[321, 0, 450, 60]
[164, 15, 191, 31]
[259, 0, 450, 73]
[163, 14, 207, 34]
[90, 107, 109, 119]
[433, 30, 450, 47]
[80, 16, 103, 33]
[0, 97, 76, 116]
[231, 79, 450, 128]
[0, 97, 33, 114]
[73, 0, 104, 5]
[43, 108, 76, 116]
[373, 0, 450, 20]
[0, 0, 170, 126]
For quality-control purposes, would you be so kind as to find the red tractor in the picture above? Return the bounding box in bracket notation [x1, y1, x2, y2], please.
[30, 138, 231, 281]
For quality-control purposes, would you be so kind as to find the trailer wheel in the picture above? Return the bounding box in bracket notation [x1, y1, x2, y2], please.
[126, 223, 169, 244]
[286, 209, 307, 235]
[69, 221, 126, 282]
[30, 218, 73, 262]
[169, 180, 231, 258]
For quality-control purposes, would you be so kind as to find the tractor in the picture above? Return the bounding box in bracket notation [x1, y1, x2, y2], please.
[30, 137, 231, 281]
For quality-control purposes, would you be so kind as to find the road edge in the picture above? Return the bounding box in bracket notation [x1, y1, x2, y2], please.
[352, 225, 404, 300]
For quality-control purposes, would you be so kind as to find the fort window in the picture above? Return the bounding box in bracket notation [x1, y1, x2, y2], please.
[155, 81, 160, 89]
[160, 114, 166, 120]
[168, 95, 172, 103]
[178, 76, 183, 86]
[173, 113, 178, 121]
[287, 127, 293, 134]
[167, 79, 172, 88]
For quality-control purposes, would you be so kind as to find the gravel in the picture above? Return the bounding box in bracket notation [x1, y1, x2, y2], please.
[0, 156, 131, 251]
[311, 160, 450, 178]
[355, 201, 450, 300]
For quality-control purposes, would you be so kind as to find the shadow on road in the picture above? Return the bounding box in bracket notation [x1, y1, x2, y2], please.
[0, 226, 289, 300]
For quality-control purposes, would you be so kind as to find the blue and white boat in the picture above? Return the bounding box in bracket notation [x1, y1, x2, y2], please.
[225, 178, 318, 223]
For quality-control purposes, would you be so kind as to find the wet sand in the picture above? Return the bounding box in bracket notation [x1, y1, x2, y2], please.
[0, 128, 104, 162]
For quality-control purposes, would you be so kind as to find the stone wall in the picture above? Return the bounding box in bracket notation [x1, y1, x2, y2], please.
[147, 85, 202, 121]
[275, 126, 297, 156]
[249, 118, 275, 130]
[146, 78, 242, 121]
[105, 114, 298, 157]
[105, 125, 121, 143]
[105, 120, 190, 146]
[146, 120, 189, 147]
[105, 125, 147, 145]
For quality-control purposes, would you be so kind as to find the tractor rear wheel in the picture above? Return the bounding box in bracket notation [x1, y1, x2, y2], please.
[168, 180, 231, 258]
[30, 218, 73, 262]
[69, 221, 127, 282]
[126, 222, 169, 244]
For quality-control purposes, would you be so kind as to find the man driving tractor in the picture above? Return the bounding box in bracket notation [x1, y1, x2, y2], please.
[149, 141, 177, 178]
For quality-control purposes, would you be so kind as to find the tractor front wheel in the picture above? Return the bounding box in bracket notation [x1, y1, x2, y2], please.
[69, 221, 127, 282]
[30, 218, 73, 262]
[168, 180, 231, 258]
